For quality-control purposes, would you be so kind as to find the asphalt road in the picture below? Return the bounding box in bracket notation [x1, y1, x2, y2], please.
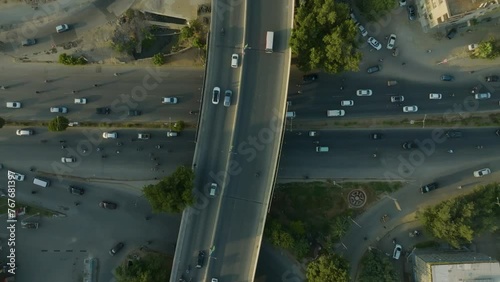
[0, 178, 180, 282]
[0, 127, 195, 181]
[0, 64, 204, 123]
[172, 0, 292, 281]
[279, 128, 500, 181]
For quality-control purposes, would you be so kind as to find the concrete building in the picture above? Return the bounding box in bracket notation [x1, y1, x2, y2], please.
[413, 251, 500, 282]
[418, 0, 500, 29]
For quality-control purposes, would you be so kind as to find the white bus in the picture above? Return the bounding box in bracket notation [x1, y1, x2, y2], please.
[265, 31, 274, 53]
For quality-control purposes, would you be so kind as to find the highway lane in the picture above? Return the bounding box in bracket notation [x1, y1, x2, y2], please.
[207, 0, 292, 280]
[0, 127, 195, 181]
[278, 128, 500, 181]
[170, 0, 247, 281]
[0, 64, 203, 123]
[0, 178, 180, 282]
[287, 54, 500, 119]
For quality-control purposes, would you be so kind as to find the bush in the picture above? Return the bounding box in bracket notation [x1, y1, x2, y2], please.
[0, 117, 5, 128]
[152, 53, 165, 66]
[58, 53, 87, 65]
[48, 116, 69, 131]
[171, 120, 185, 131]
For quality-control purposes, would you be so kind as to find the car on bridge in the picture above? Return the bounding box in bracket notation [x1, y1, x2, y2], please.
[391, 96, 404, 103]
[429, 93, 442, 99]
[446, 130, 462, 138]
[402, 141, 418, 150]
[162, 97, 178, 104]
[196, 251, 205, 268]
[212, 87, 221, 104]
[224, 90, 232, 107]
[6, 102, 22, 108]
[74, 98, 87, 104]
[61, 157, 76, 163]
[357, 89, 372, 96]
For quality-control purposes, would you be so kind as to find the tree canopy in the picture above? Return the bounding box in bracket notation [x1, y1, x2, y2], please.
[306, 254, 350, 282]
[473, 37, 499, 59]
[48, 116, 69, 132]
[0, 117, 5, 128]
[356, 0, 396, 21]
[114, 253, 170, 282]
[290, 0, 362, 73]
[418, 184, 500, 248]
[359, 250, 398, 282]
[143, 166, 194, 213]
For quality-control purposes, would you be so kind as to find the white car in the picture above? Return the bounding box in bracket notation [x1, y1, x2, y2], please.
[16, 129, 33, 136]
[231, 54, 239, 68]
[8, 171, 25, 181]
[429, 93, 442, 99]
[399, 0, 407, 6]
[61, 157, 75, 163]
[474, 92, 491, 100]
[211, 279, 218, 282]
[166, 131, 178, 137]
[350, 13, 358, 24]
[393, 244, 402, 259]
[358, 25, 368, 37]
[386, 34, 397, 50]
[50, 107, 68, 113]
[74, 98, 87, 104]
[367, 37, 382, 50]
[6, 102, 22, 108]
[468, 43, 478, 51]
[341, 100, 354, 106]
[356, 89, 373, 96]
[162, 97, 178, 104]
[473, 168, 491, 177]
[102, 132, 117, 139]
[212, 87, 220, 105]
[56, 24, 69, 33]
[403, 105, 418, 112]
[327, 110, 345, 117]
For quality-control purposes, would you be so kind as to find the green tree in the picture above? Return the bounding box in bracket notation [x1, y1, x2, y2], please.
[418, 184, 500, 248]
[0, 117, 5, 128]
[179, 19, 207, 50]
[474, 37, 499, 59]
[58, 53, 87, 65]
[359, 250, 398, 282]
[48, 116, 69, 132]
[290, 0, 362, 73]
[115, 253, 170, 282]
[307, 254, 350, 282]
[289, 220, 306, 237]
[330, 216, 350, 239]
[357, 0, 396, 21]
[267, 221, 295, 249]
[152, 53, 165, 66]
[171, 120, 185, 131]
[143, 166, 194, 213]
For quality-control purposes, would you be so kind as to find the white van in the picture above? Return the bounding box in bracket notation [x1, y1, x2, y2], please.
[316, 146, 329, 152]
[265, 31, 274, 53]
[33, 177, 50, 187]
[286, 111, 296, 118]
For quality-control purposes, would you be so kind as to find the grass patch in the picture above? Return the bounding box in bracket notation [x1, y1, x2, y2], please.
[0, 197, 57, 217]
[294, 112, 500, 129]
[4, 120, 194, 130]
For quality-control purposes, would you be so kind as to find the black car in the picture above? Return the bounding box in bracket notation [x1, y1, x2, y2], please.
[99, 201, 117, 209]
[446, 130, 462, 138]
[370, 133, 382, 140]
[128, 110, 141, 116]
[402, 141, 418, 150]
[420, 182, 438, 193]
[485, 75, 499, 82]
[303, 73, 318, 82]
[407, 5, 416, 20]
[196, 251, 206, 269]
[446, 28, 457, 39]
[96, 107, 111, 114]
[21, 39, 36, 46]
[109, 242, 124, 256]
[68, 186, 85, 195]
[367, 65, 381, 74]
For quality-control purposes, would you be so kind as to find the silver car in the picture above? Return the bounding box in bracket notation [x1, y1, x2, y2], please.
[224, 90, 232, 107]
[50, 107, 68, 113]
[474, 92, 491, 100]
